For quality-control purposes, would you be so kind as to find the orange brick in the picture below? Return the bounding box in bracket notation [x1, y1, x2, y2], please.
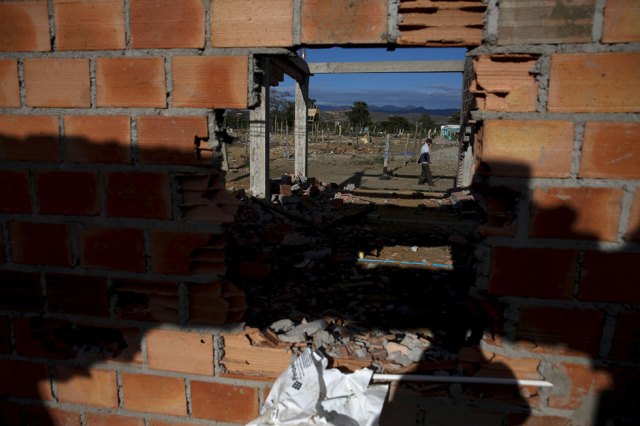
[547, 363, 613, 410]
[398, 26, 482, 47]
[37, 170, 99, 216]
[0, 169, 32, 214]
[220, 332, 291, 378]
[0, 402, 20, 425]
[548, 52, 640, 112]
[148, 421, 193, 426]
[150, 229, 210, 275]
[112, 278, 180, 322]
[508, 415, 572, 426]
[489, 247, 576, 299]
[301, 0, 388, 44]
[603, 0, 640, 43]
[191, 381, 258, 423]
[609, 311, 640, 362]
[0, 359, 51, 400]
[579, 121, 640, 179]
[172, 56, 248, 109]
[54, 0, 125, 50]
[56, 367, 118, 408]
[24, 406, 81, 426]
[0, 270, 43, 313]
[96, 57, 166, 107]
[579, 251, 640, 304]
[137, 116, 208, 165]
[482, 120, 574, 178]
[188, 281, 230, 325]
[45, 273, 110, 317]
[0, 115, 59, 162]
[146, 329, 213, 375]
[105, 172, 171, 219]
[473, 55, 538, 112]
[516, 306, 605, 356]
[79, 227, 146, 272]
[122, 373, 186, 416]
[85, 413, 145, 426]
[498, 0, 595, 45]
[0, 2, 50, 52]
[24, 58, 90, 107]
[530, 187, 623, 241]
[10, 222, 72, 267]
[211, 0, 293, 47]
[131, 0, 204, 48]
[0, 59, 20, 107]
[64, 115, 131, 164]
[627, 188, 640, 242]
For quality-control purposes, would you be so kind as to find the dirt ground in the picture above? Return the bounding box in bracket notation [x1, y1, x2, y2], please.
[225, 135, 460, 203]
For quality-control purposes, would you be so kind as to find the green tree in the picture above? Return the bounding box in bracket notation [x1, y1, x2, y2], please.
[270, 89, 295, 129]
[448, 110, 461, 124]
[418, 113, 434, 129]
[345, 101, 371, 132]
[378, 115, 411, 134]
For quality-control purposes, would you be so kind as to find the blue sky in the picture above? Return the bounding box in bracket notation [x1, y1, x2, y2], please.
[276, 47, 466, 109]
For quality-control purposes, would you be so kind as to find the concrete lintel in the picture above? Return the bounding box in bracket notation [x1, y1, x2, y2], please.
[294, 76, 309, 178]
[270, 55, 311, 83]
[308, 60, 465, 74]
[249, 58, 271, 199]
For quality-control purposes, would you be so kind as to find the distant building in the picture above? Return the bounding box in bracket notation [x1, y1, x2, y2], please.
[440, 124, 460, 141]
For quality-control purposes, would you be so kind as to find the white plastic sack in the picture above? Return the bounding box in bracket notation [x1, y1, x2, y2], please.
[247, 349, 388, 426]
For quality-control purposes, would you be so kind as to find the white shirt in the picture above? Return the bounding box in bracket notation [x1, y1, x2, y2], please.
[420, 143, 431, 155]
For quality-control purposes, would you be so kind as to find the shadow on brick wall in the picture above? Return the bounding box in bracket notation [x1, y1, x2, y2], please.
[0, 133, 638, 425]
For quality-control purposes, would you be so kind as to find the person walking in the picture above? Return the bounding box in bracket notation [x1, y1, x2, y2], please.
[417, 138, 435, 186]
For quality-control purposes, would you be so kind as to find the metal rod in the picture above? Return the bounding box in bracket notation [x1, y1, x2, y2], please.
[372, 374, 553, 388]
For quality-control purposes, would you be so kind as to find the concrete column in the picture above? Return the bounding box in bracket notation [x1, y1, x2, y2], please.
[294, 76, 309, 178]
[249, 58, 270, 198]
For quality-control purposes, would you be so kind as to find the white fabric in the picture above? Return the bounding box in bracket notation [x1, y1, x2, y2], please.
[247, 349, 388, 426]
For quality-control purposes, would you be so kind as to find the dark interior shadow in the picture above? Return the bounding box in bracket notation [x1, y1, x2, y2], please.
[1, 133, 638, 425]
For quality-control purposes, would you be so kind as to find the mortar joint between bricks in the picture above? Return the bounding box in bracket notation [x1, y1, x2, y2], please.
[164, 55, 173, 108]
[592, 0, 606, 43]
[69, 223, 80, 267]
[116, 370, 125, 408]
[204, 0, 212, 50]
[124, 0, 131, 50]
[16, 58, 27, 108]
[47, 0, 56, 52]
[89, 58, 97, 109]
[179, 282, 189, 325]
[143, 228, 152, 274]
[40, 272, 48, 314]
[185, 377, 193, 416]
[293, 0, 302, 46]
[131, 116, 139, 163]
[615, 188, 634, 243]
[49, 362, 59, 402]
[573, 249, 585, 300]
[598, 311, 618, 359]
[570, 121, 585, 178]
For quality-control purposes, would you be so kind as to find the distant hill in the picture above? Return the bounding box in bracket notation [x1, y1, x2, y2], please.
[318, 104, 459, 123]
[317, 104, 459, 117]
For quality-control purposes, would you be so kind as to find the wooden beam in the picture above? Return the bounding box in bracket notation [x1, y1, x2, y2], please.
[308, 60, 465, 74]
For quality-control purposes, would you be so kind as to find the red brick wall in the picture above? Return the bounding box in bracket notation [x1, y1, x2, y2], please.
[468, 1, 640, 423]
[1, 1, 639, 425]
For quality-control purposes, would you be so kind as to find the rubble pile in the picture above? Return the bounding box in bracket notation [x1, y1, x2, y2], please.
[224, 179, 487, 374]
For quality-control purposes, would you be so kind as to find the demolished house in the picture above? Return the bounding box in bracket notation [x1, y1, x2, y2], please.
[0, 0, 639, 425]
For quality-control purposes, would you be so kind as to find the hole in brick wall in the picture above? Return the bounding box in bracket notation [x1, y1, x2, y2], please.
[219, 48, 513, 383]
